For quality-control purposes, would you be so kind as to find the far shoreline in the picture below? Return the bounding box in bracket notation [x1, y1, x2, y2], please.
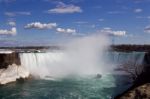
[0, 44, 150, 52]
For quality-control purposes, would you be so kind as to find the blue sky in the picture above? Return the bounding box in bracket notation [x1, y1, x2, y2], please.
[0, 0, 150, 46]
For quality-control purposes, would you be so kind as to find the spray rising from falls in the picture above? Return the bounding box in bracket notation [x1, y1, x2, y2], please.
[20, 34, 112, 79]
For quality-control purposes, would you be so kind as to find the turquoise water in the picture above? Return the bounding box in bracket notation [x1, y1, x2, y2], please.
[0, 75, 131, 99]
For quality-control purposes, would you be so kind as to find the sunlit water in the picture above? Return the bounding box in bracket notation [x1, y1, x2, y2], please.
[0, 75, 131, 99]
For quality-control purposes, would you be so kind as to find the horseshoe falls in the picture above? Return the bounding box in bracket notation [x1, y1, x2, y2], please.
[0, 34, 146, 99]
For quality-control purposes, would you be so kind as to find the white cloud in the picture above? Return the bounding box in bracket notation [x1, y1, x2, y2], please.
[17, 12, 31, 15]
[8, 21, 16, 26]
[94, 6, 102, 9]
[147, 16, 150, 19]
[47, 2, 82, 14]
[24, 22, 57, 29]
[0, 0, 15, 3]
[136, 16, 150, 19]
[134, 8, 143, 13]
[136, 16, 145, 19]
[133, 0, 147, 3]
[98, 19, 104, 21]
[100, 28, 126, 36]
[5, 12, 16, 17]
[0, 27, 17, 35]
[5, 11, 31, 17]
[56, 28, 76, 34]
[108, 11, 124, 14]
[144, 26, 150, 33]
[91, 24, 96, 28]
[75, 21, 88, 24]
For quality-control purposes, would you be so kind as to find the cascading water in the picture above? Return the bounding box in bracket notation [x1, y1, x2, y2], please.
[20, 52, 67, 78]
[109, 52, 145, 65]
[20, 51, 146, 78]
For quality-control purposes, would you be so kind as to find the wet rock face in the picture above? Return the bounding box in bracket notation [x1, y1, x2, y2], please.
[0, 53, 20, 69]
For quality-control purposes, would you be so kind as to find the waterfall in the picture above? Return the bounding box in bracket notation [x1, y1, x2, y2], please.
[19, 51, 146, 79]
[107, 51, 146, 75]
[109, 52, 145, 65]
[19, 51, 108, 79]
[20, 34, 111, 79]
[20, 52, 65, 79]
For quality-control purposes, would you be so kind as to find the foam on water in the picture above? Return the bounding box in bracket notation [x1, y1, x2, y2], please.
[0, 64, 29, 84]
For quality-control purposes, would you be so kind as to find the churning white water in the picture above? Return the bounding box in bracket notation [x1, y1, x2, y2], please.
[20, 34, 112, 79]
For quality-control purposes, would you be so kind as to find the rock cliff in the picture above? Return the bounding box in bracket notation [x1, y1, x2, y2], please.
[0, 52, 20, 69]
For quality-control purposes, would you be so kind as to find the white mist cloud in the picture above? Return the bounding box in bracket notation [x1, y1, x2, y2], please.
[56, 28, 76, 34]
[100, 28, 126, 37]
[144, 26, 150, 33]
[0, 27, 17, 35]
[62, 34, 110, 76]
[25, 22, 57, 29]
[47, 2, 82, 14]
[21, 33, 111, 78]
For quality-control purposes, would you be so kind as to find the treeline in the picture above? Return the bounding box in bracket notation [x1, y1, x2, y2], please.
[0, 46, 55, 49]
[0, 46, 60, 50]
[111, 45, 150, 52]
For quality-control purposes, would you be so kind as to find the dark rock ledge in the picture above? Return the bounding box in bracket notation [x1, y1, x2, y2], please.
[0, 52, 20, 69]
